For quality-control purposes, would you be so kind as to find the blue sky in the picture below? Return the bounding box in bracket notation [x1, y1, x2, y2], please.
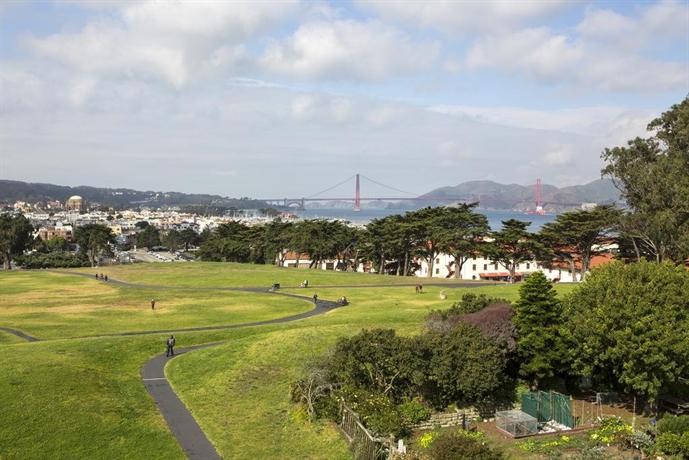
[0, 1, 687, 197]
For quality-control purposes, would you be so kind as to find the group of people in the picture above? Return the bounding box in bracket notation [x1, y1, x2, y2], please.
[95, 273, 109, 281]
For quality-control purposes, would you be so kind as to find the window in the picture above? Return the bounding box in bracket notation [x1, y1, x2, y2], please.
[472, 256, 476, 260]
[472, 264, 476, 270]
[526, 263, 530, 269]
[435, 268, 440, 274]
[494, 263, 498, 270]
[483, 264, 487, 270]
[435, 258, 440, 264]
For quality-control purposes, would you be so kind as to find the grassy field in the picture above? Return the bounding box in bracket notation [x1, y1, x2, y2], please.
[72, 261, 489, 288]
[0, 263, 577, 459]
[0, 271, 310, 338]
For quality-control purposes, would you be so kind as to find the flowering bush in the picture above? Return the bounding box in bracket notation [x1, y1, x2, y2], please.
[419, 432, 436, 448]
[589, 416, 632, 446]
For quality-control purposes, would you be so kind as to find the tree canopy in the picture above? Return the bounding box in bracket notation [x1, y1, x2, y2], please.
[563, 261, 689, 401]
[602, 97, 689, 264]
[74, 224, 114, 267]
[0, 213, 34, 270]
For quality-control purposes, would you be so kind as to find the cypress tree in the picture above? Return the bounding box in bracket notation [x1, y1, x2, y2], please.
[513, 271, 563, 389]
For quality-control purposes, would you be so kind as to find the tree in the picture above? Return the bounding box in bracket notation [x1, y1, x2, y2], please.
[424, 323, 512, 408]
[435, 204, 490, 278]
[179, 228, 200, 251]
[74, 224, 114, 267]
[513, 271, 564, 389]
[539, 206, 621, 281]
[162, 229, 182, 251]
[407, 207, 446, 278]
[601, 97, 689, 263]
[45, 236, 69, 252]
[0, 213, 34, 270]
[563, 261, 689, 402]
[136, 225, 161, 250]
[485, 219, 542, 283]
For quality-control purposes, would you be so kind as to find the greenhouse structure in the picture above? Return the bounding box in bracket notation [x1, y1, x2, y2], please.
[495, 409, 539, 437]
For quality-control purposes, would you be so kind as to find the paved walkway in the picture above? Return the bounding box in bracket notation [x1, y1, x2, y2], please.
[142, 344, 222, 460]
[0, 326, 41, 342]
[5, 270, 495, 459]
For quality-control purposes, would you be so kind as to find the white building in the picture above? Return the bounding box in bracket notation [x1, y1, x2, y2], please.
[414, 253, 581, 282]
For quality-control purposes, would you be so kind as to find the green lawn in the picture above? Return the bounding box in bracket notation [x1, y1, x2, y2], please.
[71, 261, 491, 288]
[0, 264, 576, 459]
[0, 271, 310, 339]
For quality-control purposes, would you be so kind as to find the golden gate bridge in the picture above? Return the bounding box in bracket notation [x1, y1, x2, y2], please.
[261, 174, 583, 212]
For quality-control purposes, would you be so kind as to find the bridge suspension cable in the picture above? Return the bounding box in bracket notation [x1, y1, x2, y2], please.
[305, 174, 357, 199]
[359, 174, 418, 197]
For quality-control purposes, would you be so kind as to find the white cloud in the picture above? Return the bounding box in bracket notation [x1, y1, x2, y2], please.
[26, 1, 297, 87]
[466, 27, 583, 83]
[464, 23, 687, 92]
[261, 20, 439, 81]
[543, 146, 573, 166]
[356, 0, 570, 34]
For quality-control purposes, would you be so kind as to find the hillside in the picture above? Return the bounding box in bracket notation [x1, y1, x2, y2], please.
[0, 180, 268, 210]
[423, 178, 619, 211]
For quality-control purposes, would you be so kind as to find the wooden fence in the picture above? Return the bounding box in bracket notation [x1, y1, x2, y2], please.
[339, 402, 394, 460]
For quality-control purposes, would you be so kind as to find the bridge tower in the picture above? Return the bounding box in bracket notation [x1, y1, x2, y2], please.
[354, 174, 361, 212]
[534, 178, 545, 215]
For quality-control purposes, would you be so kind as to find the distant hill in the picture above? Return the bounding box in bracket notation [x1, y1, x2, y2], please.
[0, 180, 269, 210]
[422, 178, 620, 211]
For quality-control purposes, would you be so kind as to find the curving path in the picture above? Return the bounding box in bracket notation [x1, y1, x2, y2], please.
[142, 344, 222, 460]
[0, 326, 41, 342]
[8, 270, 495, 459]
[34, 271, 344, 459]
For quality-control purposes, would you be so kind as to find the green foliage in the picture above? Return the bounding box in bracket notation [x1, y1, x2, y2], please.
[658, 415, 689, 435]
[423, 323, 513, 409]
[74, 224, 115, 267]
[602, 97, 689, 263]
[330, 329, 426, 400]
[513, 271, 565, 387]
[0, 213, 34, 269]
[589, 417, 632, 447]
[485, 219, 544, 283]
[427, 430, 504, 460]
[517, 435, 572, 454]
[136, 225, 161, 250]
[563, 261, 689, 399]
[539, 206, 621, 280]
[654, 432, 689, 457]
[397, 397, 431, 426]
[15, 251, 88, 268]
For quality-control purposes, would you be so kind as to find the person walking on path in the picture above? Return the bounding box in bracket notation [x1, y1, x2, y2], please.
[166, 335, 175, 357]
[104, 275, 108, 282]
[312, 293, 318, 304]
[151, 299, 156, 310]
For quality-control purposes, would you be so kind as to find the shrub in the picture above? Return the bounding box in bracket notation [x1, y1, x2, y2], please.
[338, 386, 405, 436]
[658, 414, 689, 435]
[654, 431, 689, 457]
[398, 397, 431, 426]
[457, 303, 516, 352]
[427, 431, 503, 460]
[564, 261, 689, 400]
[589, 417, 632, 446]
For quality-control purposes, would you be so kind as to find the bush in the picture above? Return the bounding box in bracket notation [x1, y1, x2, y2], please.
[589, 417, 632, 446]
[398, 397, 431, 426]
[654, 431, 689, 457]
[338, 386, 405, 436]
[564, 261, 689, 400]
[16, 251, 89, 268]
[658, 414, 689, 435]
[427, 431, 503, 460]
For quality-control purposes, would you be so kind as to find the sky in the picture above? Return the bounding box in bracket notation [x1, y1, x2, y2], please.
[0, 0, 688, 198]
